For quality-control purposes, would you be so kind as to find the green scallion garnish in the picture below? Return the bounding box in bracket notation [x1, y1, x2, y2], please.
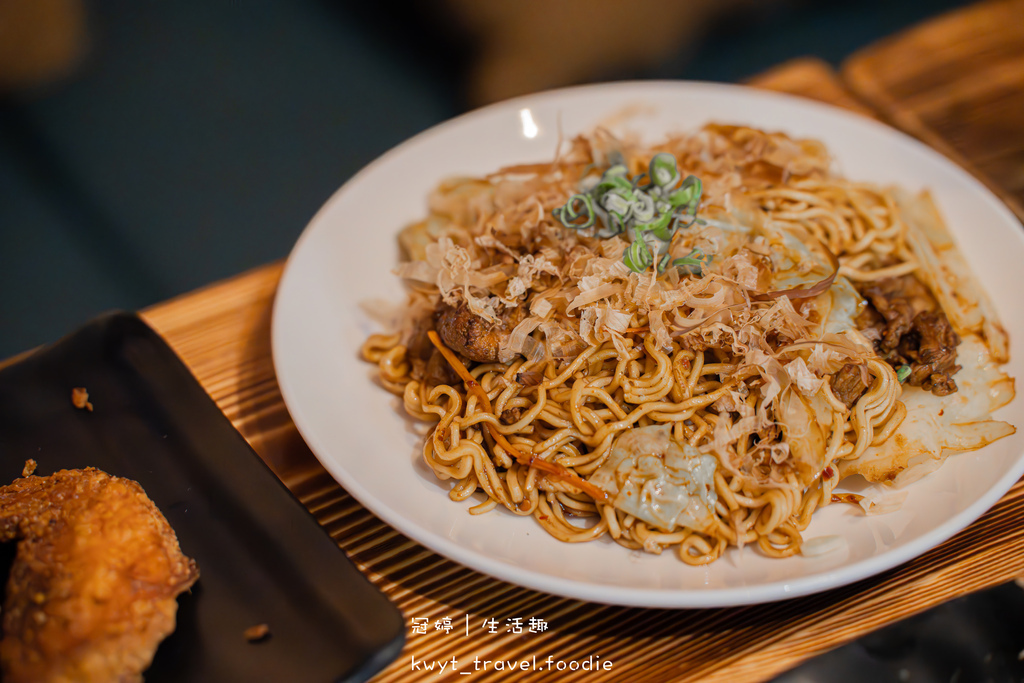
[896, 365, 911, 383]
[649, 153, 680, 188]
[553, 152, 707, 274]
[552, 194, 595, 230]
[672, 248, 709, 276]
[623, 228, 654, 272]
[667, 175, 702, 210]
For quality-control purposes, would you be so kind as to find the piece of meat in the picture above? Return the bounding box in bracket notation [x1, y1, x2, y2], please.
[436, 303, 524, 363]
[860, 275, 935, 353]
[856, 275, 961, 396]
[0, 468, 199, 683]
[830, 363, 869, 408]
[500, 407, 524, 425]
[903, 311, 961, 396]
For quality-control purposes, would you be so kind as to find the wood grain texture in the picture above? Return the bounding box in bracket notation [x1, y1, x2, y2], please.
[134, 53, 1024, 682]
[746, 57, 877, 117]
[140, 266, 1024, 682]
[843, 0, 1024, 221]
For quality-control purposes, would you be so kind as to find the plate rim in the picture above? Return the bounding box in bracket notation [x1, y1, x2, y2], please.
[272, 79, 1024, 608]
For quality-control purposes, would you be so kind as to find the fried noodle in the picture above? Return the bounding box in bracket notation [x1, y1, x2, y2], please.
[360, 124, 966, 565]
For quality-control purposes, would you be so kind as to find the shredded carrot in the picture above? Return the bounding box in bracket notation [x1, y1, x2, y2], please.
[831, 493, 864, 505]
[427, 331, 608, 501]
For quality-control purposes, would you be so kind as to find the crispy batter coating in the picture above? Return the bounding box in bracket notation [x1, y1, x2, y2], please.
[0, 468, 199, 683]
[436, 303, 524, 363]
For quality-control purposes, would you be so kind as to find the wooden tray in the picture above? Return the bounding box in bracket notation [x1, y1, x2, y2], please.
[843, 0, 1024, 221]
[139, 11, 1024, 679]
[142, 259, 1024, 682]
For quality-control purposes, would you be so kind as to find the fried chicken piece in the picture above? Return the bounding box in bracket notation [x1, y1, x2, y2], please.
[436, 302, 525, 363]
[0, 468, 199, 683]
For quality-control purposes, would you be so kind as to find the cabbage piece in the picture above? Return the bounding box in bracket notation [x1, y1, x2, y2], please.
[777, 389, 827, 486]
[857, 486, 908, 515]
[768, 226, 835, 291]
[839, 335, 1015, 484]
[588, 425, 717, 533]
[823, 277, 866, 335]
[801, 535, 848, 557]
[398, 217, 449, 262]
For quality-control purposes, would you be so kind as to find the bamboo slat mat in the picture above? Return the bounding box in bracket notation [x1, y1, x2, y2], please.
[134, 40, 1024, 683]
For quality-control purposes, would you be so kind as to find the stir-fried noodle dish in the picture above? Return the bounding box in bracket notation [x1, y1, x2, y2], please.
[362, 124, 1015, 565]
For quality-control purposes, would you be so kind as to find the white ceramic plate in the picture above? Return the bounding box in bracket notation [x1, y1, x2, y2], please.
[272, 82, 1024, 608]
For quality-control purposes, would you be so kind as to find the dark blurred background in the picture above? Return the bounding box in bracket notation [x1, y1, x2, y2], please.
[0, 0, 975, 358]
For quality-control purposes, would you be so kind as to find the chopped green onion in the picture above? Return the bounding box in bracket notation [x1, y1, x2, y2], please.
[896, 365, 911, 383]
[603, 163, 629, 180]
[640, 212, 675, 242]
[601, 210, 627, 237]
[666, 175, 702, 210]
[552, 194, 595, 229]
[656, 252, 672, 274]
[595, 172, 632, 194]
[632, 171, 651, 188]
[670, 211, 696, 233]
[649, 153, 680, 189]
[631, 191, 656, 223]
[552, 151, 704, 274]
[672, 248, 709, 276]
[600, 189, 634, 221]
[623, 230, 653, 273]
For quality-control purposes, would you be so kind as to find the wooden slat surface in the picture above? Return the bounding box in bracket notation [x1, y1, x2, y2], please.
[746, 57, 877, 117]
[128, 23, 1024, 682]
[141, 262, 1024, 683]
[843, 0, 1024, 221]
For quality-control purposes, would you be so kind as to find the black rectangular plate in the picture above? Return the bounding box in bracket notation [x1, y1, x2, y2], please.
[0, 312, 404, 682]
